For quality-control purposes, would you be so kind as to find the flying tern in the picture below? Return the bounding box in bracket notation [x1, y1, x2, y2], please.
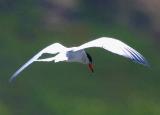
[10, 37, 149, 82]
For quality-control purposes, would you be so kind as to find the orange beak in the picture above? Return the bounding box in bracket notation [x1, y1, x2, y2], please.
[88, 63, 94, 72]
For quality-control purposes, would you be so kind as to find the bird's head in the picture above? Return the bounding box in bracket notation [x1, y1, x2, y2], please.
[86, 52, 94, 72]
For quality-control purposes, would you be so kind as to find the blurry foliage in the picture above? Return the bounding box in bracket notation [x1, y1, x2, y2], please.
[0, 0, 160, 115]
[81, 0, 119, 25]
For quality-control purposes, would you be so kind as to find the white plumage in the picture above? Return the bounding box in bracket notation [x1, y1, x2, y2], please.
[10, 37, 149, 82]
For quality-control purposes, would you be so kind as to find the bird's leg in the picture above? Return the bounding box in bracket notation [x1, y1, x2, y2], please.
[36, 57, 55, 62]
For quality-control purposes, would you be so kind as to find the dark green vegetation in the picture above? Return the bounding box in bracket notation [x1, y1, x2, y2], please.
[0, 0, 160, 115]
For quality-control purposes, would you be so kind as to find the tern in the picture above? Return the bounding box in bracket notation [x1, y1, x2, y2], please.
[10, 37, 149, 82]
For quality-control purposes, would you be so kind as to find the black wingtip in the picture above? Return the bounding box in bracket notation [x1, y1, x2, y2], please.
[124, 47, 150, 67]
[131, 55, 150, 67]
[142, 59, 150, 67]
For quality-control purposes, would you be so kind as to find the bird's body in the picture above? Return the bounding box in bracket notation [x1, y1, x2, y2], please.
[10, 37, 149, 82]
[37, 47, 90, 64]
[66, 50, 90, 64]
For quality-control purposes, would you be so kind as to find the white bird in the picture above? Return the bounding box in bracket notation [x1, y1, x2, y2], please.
[10, 37, 149, 82]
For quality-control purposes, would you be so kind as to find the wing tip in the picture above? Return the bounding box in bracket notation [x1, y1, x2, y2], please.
[140, 59, 150, 67]
[9, 74, 17, 83]
[124, 47, 150, 67]
[131, 56, 150, 67]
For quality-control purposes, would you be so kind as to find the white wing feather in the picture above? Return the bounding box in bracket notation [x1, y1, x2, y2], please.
[10, 43, 66, 82]
[74, 37, 149, 66]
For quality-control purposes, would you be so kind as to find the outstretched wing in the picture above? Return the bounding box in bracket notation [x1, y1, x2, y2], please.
[74, 37, 149, 66]
[9, 43, 66, 82]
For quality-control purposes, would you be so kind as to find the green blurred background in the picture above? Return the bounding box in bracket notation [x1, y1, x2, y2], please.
[1, 0, 160, 115]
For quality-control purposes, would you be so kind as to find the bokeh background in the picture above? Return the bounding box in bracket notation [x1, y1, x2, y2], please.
[1, 0, 160, 115]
